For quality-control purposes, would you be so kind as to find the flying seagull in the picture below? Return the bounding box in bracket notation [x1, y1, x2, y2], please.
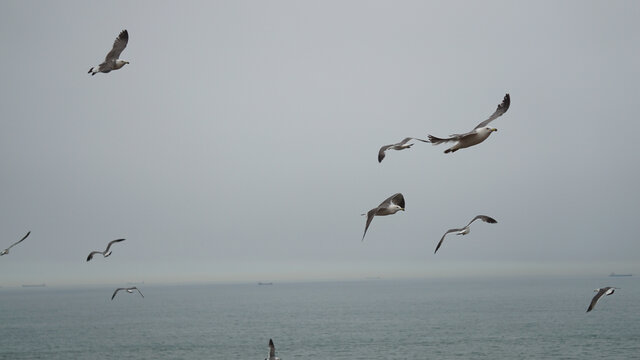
[428, 93, 510, 153]
[265, 338, 280, 360]
[586, 287, 617, 313]
[1, 231, 31, 256]
[88, 30, 129, 75]
[378, 137, 429, 163]
[362, 193, 405, 241]
[434, 215, 497, 254]
[111, 287, 144, 300]
[86, 238, 126, 261]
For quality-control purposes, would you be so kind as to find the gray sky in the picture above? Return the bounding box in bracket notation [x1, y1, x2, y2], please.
[1, 0, 639, 286]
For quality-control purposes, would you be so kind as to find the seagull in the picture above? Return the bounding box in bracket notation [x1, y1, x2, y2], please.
[86, 238, 126, 261]
[362, 193, 405, 241]
[586, 287, 618, 312]
[428, 93, 510, 153]
[88, 30, 129, 76]
[265, 338, 280, 360]
[111, 287, 144, 300]
[378, 137, 429, 163]
[434, 215, 497, 254]
[1, 231, 31, 256]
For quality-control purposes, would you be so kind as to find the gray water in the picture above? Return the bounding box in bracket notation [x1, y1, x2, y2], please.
[0, 277, 638, 359]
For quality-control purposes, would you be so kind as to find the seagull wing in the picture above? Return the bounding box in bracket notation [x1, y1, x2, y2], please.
[473, 93, 511, 129]
[131, 287, 144, 298]
[7, 231, 30, 250]
[400, 137, 429, 144]
[269, 339, 276, 358]
[362, 208, 377, 241]
[378, 145, 393, 163]
[587, 288, 607, 312]
[104, 238, 126, 253]
[111, 288, 125, 300]
[434, 228, 464, 254]
[86, 251, 102, 262]
[427, 133, 467, 144]
[381, 193, 405, 209]
[466, 215, 498, 227]
[105, 30, 129, 61]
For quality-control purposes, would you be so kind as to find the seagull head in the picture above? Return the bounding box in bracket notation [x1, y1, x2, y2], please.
[485, 127, 498, 132]
[0, 249, 7, 256]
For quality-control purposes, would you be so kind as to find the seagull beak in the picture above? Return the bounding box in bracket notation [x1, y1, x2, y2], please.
[401, 208, 405, 211]
[492, 128, 498, 132]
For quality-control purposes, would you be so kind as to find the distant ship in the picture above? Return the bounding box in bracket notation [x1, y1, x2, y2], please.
[22, 284, 46, 287]
[609, 273, 632, 277]
[258, 282, 273, 285]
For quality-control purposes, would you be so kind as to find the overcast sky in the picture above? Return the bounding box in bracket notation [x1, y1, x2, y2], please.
[1, 0, 639, 286]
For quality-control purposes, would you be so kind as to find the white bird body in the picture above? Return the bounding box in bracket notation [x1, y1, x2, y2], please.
[362, 193, 406, 241]
[88, 30, 129, 76]
[428, 94, 510, 153]
[457, 227, 470, 236]
[113, 59, 128, 70]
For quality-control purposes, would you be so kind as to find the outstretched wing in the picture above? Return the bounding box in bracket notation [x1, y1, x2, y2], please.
[105, 30, 129, 61]
[104, 238, 126, 253]
[434, 228, 464, 254]
[269, 339, 276, 358]
[111, 288, 125, 300]
[474, 93, 510, 129]
[587, 288, 607, 312]
[466, 215, 498, 227]
[7, 231, 30, 250]
[380, 193, 405, 209]
[398, 137, 429, 145]
[132, 287, 144, 298]
[378, 145, 393, 163]
[362, 209, 377, 241]
[86, 251, 102, 262]
[427, 133, 466, 144]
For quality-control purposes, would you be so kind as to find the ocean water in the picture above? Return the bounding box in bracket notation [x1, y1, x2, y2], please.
[0, 277, 638, 359]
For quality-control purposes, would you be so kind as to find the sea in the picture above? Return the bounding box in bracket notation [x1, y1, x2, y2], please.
[0, 276, 638, 359]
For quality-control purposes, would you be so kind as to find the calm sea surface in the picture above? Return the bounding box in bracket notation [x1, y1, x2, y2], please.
[0, 276, 638, 359]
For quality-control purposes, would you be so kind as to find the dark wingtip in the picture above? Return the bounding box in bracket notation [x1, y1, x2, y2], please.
[444, 149, 451, 154]
[120, 29, 128, 40]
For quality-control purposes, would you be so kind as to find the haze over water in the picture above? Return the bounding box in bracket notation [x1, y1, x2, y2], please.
[1, 277, 638, 359]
